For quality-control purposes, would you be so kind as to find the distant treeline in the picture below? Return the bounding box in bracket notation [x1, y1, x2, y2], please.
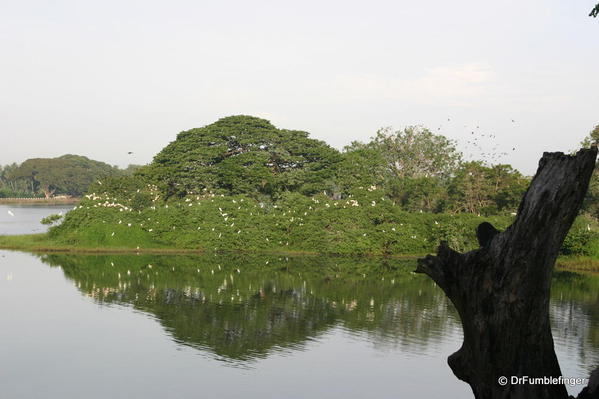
[0, 155, 141, 198]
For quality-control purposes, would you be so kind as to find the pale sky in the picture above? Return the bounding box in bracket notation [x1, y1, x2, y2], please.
[1, 0, 598, 175]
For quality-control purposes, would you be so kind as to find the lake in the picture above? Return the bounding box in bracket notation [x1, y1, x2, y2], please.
[0, 208, 598, 398]
[0, 204, 74, 235]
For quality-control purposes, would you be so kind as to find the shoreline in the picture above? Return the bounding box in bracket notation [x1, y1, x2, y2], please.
[1, 234, 598, 272]
[0, 198, 80, 205]
[555, 257, 599, 273]
[0, 233, 423, 259]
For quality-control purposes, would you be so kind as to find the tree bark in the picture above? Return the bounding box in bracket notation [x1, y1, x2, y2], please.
[416, 148, 598, 399]
[41, 185, 55, 199]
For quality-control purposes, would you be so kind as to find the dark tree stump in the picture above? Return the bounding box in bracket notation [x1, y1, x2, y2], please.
[416, 148, 598, 399]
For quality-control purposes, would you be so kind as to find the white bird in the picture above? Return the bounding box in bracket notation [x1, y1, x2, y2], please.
[7, 210, 14, 217]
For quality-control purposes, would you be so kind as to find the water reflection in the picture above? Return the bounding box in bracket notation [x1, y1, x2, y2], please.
[552, 271, 599, 380]
[38, 253, 599, 388]
[40, 253, 462, 364]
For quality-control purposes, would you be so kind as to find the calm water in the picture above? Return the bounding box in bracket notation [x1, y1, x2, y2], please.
[0, 204, 74, 235]
[0, 210, 598, 398]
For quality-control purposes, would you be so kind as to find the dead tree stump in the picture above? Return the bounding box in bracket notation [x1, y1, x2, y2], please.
[417, 148, 598, 399]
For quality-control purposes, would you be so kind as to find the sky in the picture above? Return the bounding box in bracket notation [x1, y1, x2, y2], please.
[1, 0, 598, 175]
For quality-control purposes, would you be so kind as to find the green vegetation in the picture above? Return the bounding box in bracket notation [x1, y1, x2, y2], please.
[342, 125, 528, 214]
[132, 117, 529, 215]
[0, 163, 42, 198]
[2, 116, 599, 258]
[40, 214, 64, 226]
[579, 125, 599, 220]
[47, 187, 515, 255]
[0, 155, 140, 198]
[136, 115, 342, 199]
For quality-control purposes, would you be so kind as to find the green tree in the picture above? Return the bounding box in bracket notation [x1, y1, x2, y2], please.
[580, 124, 599, 218]
[391, 176, 449, 213]
[346, 126, 462, 212]
[581, 124, 599, 147]
[137, 115, 342, 199]
[0, 163, 37, 197]
[122, 164, 143, 175]
[486, 164, 529, 212]
[355, 126, 462, 181]
[8, 155, 121, 197]
[337, 146, 387, 194]
[449, 161, 494, 214]
[448, 162, 528, 215]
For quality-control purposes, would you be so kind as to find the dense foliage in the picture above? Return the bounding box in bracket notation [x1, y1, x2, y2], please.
[49, 180, 599, 256]
[580, 125, 599, 219]
[0, 163, 40, 198]
[0, 155, 139, 198]
[5, 115, 595, 257]
[341, 126, 528, 214]
[137, 115, 342, 199]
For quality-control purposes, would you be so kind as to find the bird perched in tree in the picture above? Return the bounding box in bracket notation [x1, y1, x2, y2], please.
[477, 222, 500, 248]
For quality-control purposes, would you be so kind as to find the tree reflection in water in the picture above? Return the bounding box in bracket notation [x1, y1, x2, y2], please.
[38, 253, 599, 371]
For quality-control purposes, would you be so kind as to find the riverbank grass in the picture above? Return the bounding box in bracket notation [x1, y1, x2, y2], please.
[2, 233, 599, 274]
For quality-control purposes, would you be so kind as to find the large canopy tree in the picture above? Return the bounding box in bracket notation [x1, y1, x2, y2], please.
[9, 154, 121, 197]
[137, 115, 342, 198]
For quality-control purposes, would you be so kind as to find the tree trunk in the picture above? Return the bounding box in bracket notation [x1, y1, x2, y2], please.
[41, 185, 55, 199]
[416, 148, 598, 399]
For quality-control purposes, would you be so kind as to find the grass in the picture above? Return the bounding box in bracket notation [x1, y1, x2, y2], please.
[0, 233, 426, 259]
[0, 234, 177, 254]
[3, 232, 598, 276]
[556, 257, 599, 272]
[48, 189, 517, 257]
